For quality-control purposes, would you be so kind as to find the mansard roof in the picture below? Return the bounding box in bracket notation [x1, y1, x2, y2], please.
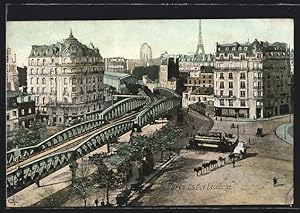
[216, 39, 288, 54]
[29, 31, 102, 58]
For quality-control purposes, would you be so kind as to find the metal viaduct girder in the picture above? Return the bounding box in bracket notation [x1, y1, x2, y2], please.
[7, 97, 147, 166]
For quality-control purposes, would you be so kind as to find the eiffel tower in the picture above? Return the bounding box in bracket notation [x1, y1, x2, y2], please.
[195, 20, 205, 54]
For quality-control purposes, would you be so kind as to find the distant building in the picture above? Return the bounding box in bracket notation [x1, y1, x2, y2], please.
[6, 91, 36, 141]
[182, 66, 214, 109]
[214, 39, 292, 119]
[17, 66, 27, 92]
[105, 57, 128, 73]
[178, 53, 214, 73]
[158, 52, 178, 90]
[140, 43, 152, 67]
[27, 30, 106, 126]
[6, 48, 19, 91]
[103, 71, 140, 94]
[142, 75, 160, 92]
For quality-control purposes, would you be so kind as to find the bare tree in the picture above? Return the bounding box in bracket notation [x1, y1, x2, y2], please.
[71, 158, 95, 207]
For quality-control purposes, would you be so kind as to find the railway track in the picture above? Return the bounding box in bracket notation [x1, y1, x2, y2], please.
[7, 111, 139, 174]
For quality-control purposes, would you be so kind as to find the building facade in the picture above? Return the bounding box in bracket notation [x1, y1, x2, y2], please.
[103, 71, 139, 94]
[6, 91, 36, 141]
[27, 31, 106, 126]
[182, 67, 214, 108]
[6, 48, 19, 91]
[105, 57, 128, 73]
[214, 39, 292, 119]
[178, 53, 214, 73]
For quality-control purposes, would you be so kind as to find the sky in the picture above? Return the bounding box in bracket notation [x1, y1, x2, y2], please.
[6, 19, 294, 66]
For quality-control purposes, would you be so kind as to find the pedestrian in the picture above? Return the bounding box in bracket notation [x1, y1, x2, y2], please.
[249, 138, 251, 145]
[101, 199, 105, 206]
[273, 177, 278, 187]
[232, 158, 235, 168]
[94, 198, 99, 206]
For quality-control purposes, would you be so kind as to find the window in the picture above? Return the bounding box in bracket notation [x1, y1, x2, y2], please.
[244, 47, 248, 51]
[220, 90, 224, 96]
[220, 81, 224, 88]
[229, 54, 233, 60]
[28, 108, 32, 114]
[240, 81, 246, 89]
[229, 100, 233, 106]
[220, 73, 224, 79]
[240, 54, 245, 60]
[220, 99, 224, 106]
[64, 78, 68, 84]
[31, 87, 34, 93]
[42, 87, 45, 94]
[64, 87, 68, 95]
[72, 78, 76, 85]
[240, 73, 245, 79]
[42, 97, 45, 105]
[232, 47, 236, 51]
[217, 47, 221, 51]
[13, 111, 17, 116]
[258, 81, 262, 89]
[229, 73, 233, 79]
[240, 100, 246, 106]
[229, 82, 233, 88]
[72, 87, 77, 92]
[43, 59, 46, 65]
[51, 58, 54, 63]
[258, 91, 262, 97]
[36, 78, 39, 84]
[225, 47, 229, 51]
[229, 90, 233, 97]
[30, 77, 34, 84]
[42, 78, 46, 84]
[21, 109, 25, 115]
[240, 91, 245, 97]
[7, 115, 9, 120]
[238, 47, 242, 51]
[31, 68, 34, 74]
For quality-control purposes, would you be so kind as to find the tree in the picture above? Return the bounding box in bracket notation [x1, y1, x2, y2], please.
[11, 126, 36, 149]
[71, 158, 94, 207]
[90, 154, 119, 206]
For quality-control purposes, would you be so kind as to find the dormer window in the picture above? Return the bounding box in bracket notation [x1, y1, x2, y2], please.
[238, 47, 242, 51]
[232, 47, 236, 51]
[244, 47, 248, 51]
[225, 47, 229, 51]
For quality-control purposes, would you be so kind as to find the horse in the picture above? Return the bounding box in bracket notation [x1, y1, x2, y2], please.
[209, 160, 218, 170]
[193, 166, 202, 176]
[218, 156, 226, 167]
[202, 162, 210, 173]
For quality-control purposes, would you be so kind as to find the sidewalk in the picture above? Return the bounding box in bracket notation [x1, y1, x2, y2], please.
[212, 114, 293, 123]
[275, 122, 293, 145]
